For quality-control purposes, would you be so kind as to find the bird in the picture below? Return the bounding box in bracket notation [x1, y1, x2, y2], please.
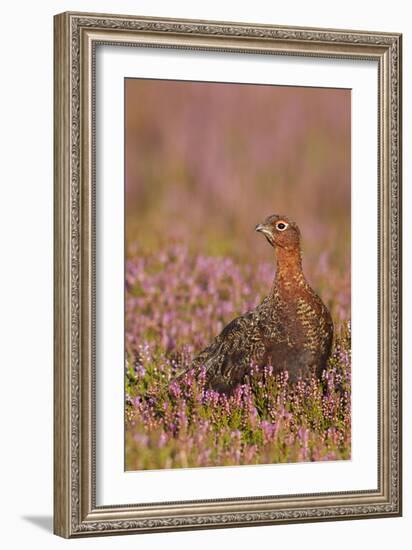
[174, 214, 334, 394]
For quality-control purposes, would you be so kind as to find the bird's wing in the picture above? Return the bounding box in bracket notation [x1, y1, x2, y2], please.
[191, 308, 267, 391]
[169, 296, 275, 391]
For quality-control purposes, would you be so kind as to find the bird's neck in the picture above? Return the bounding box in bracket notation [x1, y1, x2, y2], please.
[272, 246, 306, 291]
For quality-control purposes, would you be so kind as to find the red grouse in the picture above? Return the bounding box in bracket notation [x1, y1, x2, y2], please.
[177, 215, 333, 394]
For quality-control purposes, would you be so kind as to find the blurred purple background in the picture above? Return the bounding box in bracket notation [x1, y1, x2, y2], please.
[125, 79, 350, 315]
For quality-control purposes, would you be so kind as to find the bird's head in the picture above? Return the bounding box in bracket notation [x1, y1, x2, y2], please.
[255, 214, 301, 251]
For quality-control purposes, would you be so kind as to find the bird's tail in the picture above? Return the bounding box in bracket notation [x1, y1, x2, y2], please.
[165, 338, 224, 390]
[167, 355, 203, 387]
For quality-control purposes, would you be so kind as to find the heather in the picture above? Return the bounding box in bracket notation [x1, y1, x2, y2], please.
[124, 80, 351, 470]
[125, 245, 351, 469]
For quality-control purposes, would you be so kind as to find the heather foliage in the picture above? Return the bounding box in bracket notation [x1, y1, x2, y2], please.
[125, 81, 351, 469]
[125, 245, 351, 470]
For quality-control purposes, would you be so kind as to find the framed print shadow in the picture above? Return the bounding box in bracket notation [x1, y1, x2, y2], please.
[53, 11, 402, 538]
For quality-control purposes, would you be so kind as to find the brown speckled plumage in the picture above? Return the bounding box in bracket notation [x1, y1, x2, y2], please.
[180, 215, 333, 394]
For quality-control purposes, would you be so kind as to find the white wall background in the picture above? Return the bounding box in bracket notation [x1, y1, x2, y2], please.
[0, 1, 409, 548]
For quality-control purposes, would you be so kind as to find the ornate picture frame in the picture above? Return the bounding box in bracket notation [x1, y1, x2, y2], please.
[53, 11, 402, 538]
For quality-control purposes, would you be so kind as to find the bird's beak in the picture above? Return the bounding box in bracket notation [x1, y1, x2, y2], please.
[255, 223, 273, 239]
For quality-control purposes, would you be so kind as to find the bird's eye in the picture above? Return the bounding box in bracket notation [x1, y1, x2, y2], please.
[276, 221, 288, 231]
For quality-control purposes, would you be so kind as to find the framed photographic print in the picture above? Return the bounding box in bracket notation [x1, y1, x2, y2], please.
[53, 11, 402, 538]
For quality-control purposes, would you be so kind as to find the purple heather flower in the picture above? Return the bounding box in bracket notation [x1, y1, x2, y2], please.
[125, 246, 351, 469]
